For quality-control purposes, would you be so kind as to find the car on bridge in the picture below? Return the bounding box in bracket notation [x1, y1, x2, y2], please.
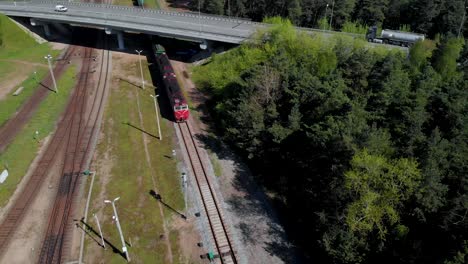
[54, 5, 68, 12]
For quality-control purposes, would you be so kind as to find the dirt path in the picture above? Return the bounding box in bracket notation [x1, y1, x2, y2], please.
[0, 61, 47, 100]
[135, 87, 174, 263]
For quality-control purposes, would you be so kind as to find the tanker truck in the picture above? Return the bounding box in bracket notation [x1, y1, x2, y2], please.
[366, 26, 425, 46]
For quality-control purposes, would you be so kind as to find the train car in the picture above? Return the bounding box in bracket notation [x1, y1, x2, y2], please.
[366, 26, 425, 46]
[153, 44, 190, 122]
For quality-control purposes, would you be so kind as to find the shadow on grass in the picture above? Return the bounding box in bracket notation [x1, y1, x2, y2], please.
[119, 77, 144, 90]
[149, 189, 187, 219]
[74, 219, 127, 261]
[39, 82, 57, 93]
[123, 121, 159, 139]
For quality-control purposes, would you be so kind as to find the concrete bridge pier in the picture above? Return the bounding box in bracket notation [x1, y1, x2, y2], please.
[117, 32, 125, 50]
[105, 28, 125, 50]
[30, 18, 52, 38]
[43, 24, 51, 38]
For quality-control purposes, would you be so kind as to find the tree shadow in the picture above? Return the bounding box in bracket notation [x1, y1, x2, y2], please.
[124, 121, 159, 139]
[193, 132, 304, 263]
[149, 190, 187, 219]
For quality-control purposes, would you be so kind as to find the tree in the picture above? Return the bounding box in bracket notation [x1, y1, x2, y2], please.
[354, 0, 390, 25]
[432, 37, 465, 81]
[329, 0, 357, 29]
[193, 19, 467, 263]
[416, 129, 450, 213]
[288, 0, 303, 25]
[408, 0, 443, 35]
[345, 149, 421, 238]
[203, 0, 224, 14]
[436, 0, 466, 36]
[409, 40, 436, 71]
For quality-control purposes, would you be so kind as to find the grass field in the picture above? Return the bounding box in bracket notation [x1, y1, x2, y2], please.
[0, 14, 62, 125]
[84, 56, 184, 263]
[0, 69, 48, 126]
[0, 65, 77, 207]
[0, 15, 60, 62]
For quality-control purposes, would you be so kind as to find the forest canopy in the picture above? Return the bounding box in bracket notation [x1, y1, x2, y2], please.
[193, 19, 467, 263]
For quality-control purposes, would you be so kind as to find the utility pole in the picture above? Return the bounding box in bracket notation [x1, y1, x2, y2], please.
[104, 197, 130, 262]
[329, 0, 335, 30]
[458, 6, 467, 38]
[44, 54, 58, 93]
[227, 0, 230, 17]
[93, 213, 106, 249]
[135, 50, 145, 89]
[150, 95, 162, 141]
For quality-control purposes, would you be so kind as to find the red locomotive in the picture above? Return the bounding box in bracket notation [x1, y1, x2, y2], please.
[153, 44, 190, 122]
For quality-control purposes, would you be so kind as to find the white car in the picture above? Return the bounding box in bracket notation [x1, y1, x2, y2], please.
[54, 5, 68, 12]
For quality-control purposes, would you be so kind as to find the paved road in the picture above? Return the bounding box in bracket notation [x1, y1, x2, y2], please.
[0, 1, 406, 51]
[0, 0, 260, 43]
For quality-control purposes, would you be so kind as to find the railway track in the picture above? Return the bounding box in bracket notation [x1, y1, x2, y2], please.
[177, 121, 237, 264]
[0, 45, 79, 153]
[38, 34, 111, 263]
[0, 31, 111, 263]
[0, 44, 82, 252]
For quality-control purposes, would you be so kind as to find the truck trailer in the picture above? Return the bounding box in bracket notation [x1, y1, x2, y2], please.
[366, 26, 425, 46]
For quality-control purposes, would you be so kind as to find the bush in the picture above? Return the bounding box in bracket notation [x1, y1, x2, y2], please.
[341, 21, 368, 35]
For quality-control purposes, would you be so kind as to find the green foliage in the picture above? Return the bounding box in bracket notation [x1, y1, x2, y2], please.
[0, 18, 3, 48]
[409, 40, 436, 71]
[318, 17, 330, 30]
[203, 0, 224, 15]
[398, 24, 411, 32]
[444, 241, 468, 264]
[432, 37, 465, 81]
[0, 69, 48, 127]
[341, 21, 368, 35]
[192, 18, 467, 263]
[345, 149, 421, 238]
[354, 0, 390, 25]
[0, 15, 58, 61]
[287, 0, 302, 25]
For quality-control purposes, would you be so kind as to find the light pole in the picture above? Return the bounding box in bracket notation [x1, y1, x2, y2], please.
[104, 197, 130, 262]
[93, 213, 106, 249]
[198, 0, 202, 34]
[323, 4, 329, 30]
[135, 50, 145, 90]
[227, 0, 230, 17]
[329, 0, 335, 30]
[458, 6, 467, 38]
[150, 94, 162, 141]
[44, 54, 58, 93]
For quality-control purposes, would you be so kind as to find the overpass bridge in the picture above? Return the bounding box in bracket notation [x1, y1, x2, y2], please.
[0, 1, 404, 52]
[0, 0, 266, 47]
